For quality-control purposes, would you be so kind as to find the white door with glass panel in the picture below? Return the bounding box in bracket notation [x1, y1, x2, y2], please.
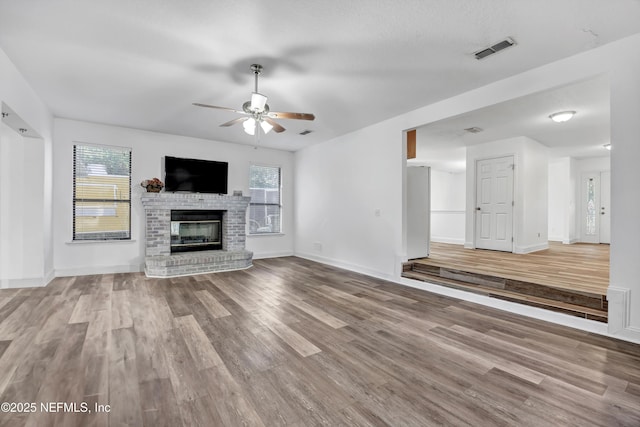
[581, 171, 610, 244]
[475, 156, 514, 252]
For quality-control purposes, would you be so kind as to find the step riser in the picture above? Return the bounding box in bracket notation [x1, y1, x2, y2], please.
[492, 295, 608, 322]
[403, 263, 607, 322]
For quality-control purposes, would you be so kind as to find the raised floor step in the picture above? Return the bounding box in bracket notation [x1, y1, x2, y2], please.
[402, 266, 607, 323]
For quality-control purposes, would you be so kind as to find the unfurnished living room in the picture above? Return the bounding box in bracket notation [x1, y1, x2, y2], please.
[1, 2, 640, 426]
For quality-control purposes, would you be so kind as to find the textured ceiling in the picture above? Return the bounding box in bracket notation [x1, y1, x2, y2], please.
[0, 1, 639, 151]
[410, 75, 611, 172]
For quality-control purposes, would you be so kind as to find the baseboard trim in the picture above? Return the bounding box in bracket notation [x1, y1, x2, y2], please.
[431, 237, 465, 245]
[562, 238, 579, 245]
[514, 242, 549, 254]
[0, 276, 48, 288]
[252, 251, 294, 260]
[55, 264, 143, 277]
[44, 269, 55, 286]
[295, 252, 395, 282]
[609, 326, 640, 344]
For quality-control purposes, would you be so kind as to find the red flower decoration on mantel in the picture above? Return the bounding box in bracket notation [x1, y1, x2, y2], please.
[141, 177, 164, 192]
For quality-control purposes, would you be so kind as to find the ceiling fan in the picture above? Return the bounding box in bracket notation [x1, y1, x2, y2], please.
[193, 64, 315, 136]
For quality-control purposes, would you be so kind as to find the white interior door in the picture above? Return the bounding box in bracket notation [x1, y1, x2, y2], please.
[407, 166, 430, 259]
[582, 171, 610, 244]
[475, 156, 514, 252]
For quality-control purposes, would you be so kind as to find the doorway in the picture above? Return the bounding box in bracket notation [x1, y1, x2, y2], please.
[475, 156, 514, 252]
[581, 171, 611, 244]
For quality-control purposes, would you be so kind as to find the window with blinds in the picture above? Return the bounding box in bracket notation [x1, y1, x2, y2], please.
[249, 165, 281, 234]
[73, 144, 132, 240]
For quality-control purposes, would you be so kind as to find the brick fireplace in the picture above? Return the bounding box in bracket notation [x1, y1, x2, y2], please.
[141, 192, 253, 277]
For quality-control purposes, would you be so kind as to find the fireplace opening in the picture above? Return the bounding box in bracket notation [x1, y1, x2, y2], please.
[170, 210, 223, 253]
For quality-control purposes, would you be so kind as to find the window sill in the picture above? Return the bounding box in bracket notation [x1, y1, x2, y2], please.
[247, 233, 285, 238]
[66, 239, 137, 245]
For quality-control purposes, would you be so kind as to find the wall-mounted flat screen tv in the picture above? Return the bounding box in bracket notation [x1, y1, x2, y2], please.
[163, 156, 228, 194]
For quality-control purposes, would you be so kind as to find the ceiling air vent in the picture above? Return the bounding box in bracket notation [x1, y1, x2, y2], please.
[464, 127, 483, 134]
[299, 130, 313, 135]
[474, 37, 516, 60]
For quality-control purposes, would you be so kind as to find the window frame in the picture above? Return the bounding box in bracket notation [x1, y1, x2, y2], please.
[72, 143, 132, 241]
[248, 164, 282, 235]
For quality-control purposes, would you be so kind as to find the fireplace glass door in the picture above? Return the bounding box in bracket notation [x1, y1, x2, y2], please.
[170, 210, 223, 253]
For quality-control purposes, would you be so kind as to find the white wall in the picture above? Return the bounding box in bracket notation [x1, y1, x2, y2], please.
[520, 137, 549, 251]
[294, 124, 402, 278]
[430, 169, 465, 245]
[0, 47, 53, 287]
[609, 38, 640, 338]
[548, 157, 574, 243]
[295, 33, 640, 342]
[53, 119, 294, 276]
[0, 130, 45, 282]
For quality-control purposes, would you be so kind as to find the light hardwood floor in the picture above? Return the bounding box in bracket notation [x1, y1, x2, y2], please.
[413, 242, 610, 295]
[0, 257, 638, 426]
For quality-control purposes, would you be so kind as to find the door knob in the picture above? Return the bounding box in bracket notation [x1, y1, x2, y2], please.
[476, 207, 481, 211]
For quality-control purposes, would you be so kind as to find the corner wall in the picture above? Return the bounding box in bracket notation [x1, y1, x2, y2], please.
[0, 47, 54, 287]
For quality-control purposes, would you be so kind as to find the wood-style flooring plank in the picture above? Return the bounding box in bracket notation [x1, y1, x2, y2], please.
[193, 289, 231, 319]
[174, 314, 224, 370]
[289, 299, 349, 329]
[252, 309, 321, 357]
[108, 327, 143, 427]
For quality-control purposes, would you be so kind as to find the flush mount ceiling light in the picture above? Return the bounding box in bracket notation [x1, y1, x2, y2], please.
[549, 111, 576, 123]
[604, 143, 611, 150]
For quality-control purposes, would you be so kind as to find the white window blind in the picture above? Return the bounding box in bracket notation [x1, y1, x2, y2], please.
[73, 144, 132, 240]
[249, 165, 281, 234]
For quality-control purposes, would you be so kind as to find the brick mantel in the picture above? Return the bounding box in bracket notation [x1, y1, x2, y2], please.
[141, 192, 253, 277]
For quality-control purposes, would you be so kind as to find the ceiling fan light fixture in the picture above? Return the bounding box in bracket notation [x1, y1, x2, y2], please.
[260, 120, 273, 134]
[549, 111, 576, 123]
[193, 63, 314, 138]
[243, 118, 256, 135]
[250, 92, 267, 112]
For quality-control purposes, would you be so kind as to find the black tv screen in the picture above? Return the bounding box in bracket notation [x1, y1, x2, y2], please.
[163, 156, 228, 194]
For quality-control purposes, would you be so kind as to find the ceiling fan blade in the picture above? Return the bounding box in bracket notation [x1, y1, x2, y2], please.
[267, 111, 315, 121]
[193, 103, 246, 114]
[220, 117, 247, 127]
[264, 117, 286, 133]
